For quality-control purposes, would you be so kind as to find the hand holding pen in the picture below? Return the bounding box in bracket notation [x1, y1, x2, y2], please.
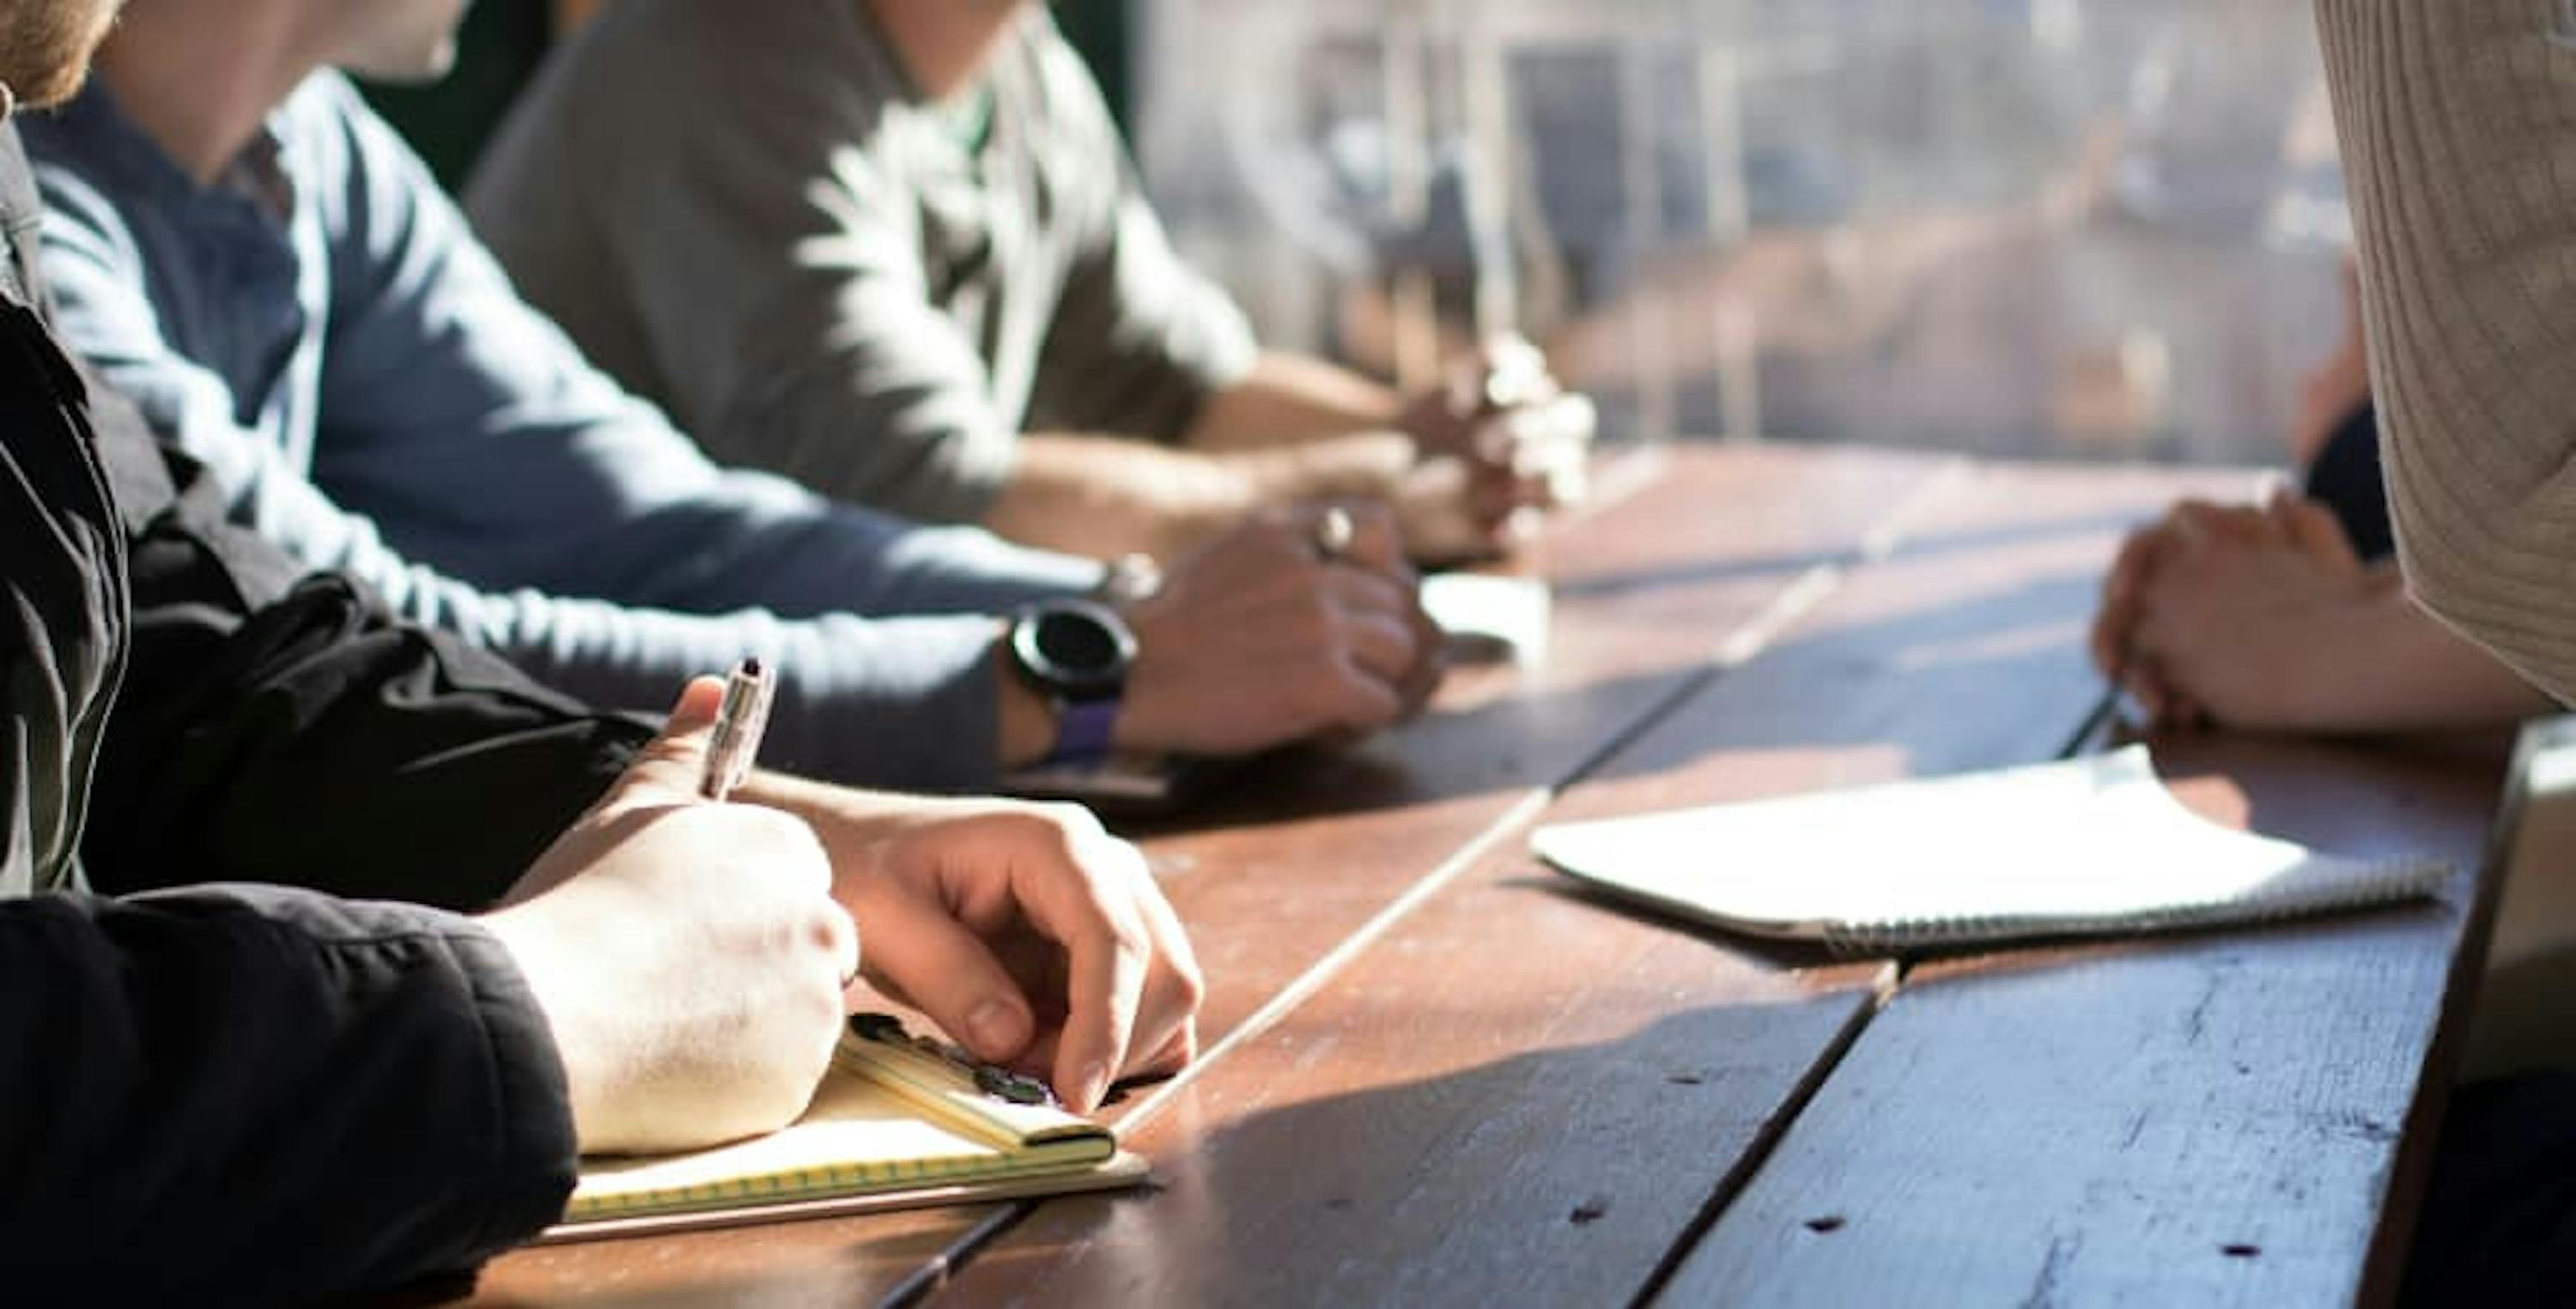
[483, 672, 860, 1154]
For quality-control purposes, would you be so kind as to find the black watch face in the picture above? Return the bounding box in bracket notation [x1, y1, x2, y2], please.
[1020, 603, 1133, 697]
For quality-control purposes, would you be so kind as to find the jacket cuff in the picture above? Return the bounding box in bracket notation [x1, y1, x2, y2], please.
[449, 923, 580, 1254]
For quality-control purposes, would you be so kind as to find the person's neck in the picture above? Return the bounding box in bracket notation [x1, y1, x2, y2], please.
[865, 0, 1023, 101]
[94, 3, 327, 185]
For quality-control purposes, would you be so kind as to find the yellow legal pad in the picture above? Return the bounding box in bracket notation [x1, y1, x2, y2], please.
[543, 1017, 1147, 1242]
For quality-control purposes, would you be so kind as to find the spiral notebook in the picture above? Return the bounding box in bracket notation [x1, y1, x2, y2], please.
[542, 1015, 1146, 1243]
[1532, 747, 2451, 953]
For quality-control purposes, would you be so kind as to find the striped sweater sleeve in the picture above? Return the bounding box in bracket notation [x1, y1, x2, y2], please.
[2316, 0, 2576, 703]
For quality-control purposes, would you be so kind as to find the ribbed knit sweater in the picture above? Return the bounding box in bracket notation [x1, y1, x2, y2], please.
[2319, 0, 2576, 703]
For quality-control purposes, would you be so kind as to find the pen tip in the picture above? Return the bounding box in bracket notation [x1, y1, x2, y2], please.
[741, 657, 763, 677]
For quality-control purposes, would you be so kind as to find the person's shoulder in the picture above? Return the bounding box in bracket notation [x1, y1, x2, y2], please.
[276, 73, 465, 271]
[544, 0, 704, 88]
[275, 69, 375, 139]
[1007, 10, 1122, 154]
[20, 82, 162, 203]
[567, 0, 855, 97]
[545, 0, 896, 153]
[21, 93, 149, 259]
[272, 69, 422, 188]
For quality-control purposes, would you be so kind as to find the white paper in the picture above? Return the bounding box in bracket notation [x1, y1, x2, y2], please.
[1532, 747, 2448, 948]
[1421, 573, 1552, 667]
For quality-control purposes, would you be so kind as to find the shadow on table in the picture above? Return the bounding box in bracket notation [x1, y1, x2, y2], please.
[1127, 564, 2111, 839]
[962, 1003, 1868, 1307]
[423, 1205, 985, 1309]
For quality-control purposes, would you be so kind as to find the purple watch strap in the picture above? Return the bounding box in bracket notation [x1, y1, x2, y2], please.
[1048, 696, 1121, 765]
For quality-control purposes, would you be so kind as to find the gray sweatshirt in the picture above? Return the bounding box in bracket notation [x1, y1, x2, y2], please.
[468, 0, 1260, 526]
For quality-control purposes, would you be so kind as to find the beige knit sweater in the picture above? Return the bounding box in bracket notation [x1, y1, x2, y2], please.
[2318, 0, 2576, 703]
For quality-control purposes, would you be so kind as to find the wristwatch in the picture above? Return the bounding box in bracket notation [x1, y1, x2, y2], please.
[1007, 598, 1138, 764]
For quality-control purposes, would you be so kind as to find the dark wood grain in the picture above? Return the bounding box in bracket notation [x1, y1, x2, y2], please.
[462, 444, 1948, 1306]
[937, 459, 2251, 1306]
[464, 1206, 995, 1308]
[1661, 735, 2504, 1308]
[1123, 443, 1953, 1065]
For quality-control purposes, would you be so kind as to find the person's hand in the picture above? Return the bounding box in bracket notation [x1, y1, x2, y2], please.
[483, 679, 859, 1156]
[2092, 499, 2281, 724]
[2105, 493, 2379, 730]
[1115, 502, 1444, 755]
[2094, 499, 2260, 724]
[756, 787, 1206, 1113]
[1395, 336, 1595, 561]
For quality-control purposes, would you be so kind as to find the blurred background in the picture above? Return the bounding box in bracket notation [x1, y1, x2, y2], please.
[378, 0, 2348, 469]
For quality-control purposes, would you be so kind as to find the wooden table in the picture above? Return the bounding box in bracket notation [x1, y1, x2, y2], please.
[464, 444, 2507, 1308]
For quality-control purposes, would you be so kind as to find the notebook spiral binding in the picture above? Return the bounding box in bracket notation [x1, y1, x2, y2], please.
[1816, 853, 2452, 956]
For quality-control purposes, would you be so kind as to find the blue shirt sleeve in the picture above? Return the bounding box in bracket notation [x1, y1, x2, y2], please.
[30, 121, 1066, 791]
[304, 75, 1099, 620]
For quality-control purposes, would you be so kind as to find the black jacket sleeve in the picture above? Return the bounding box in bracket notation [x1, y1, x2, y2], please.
[0, 128, 592, 1304]
[80, 381, 655, 911]
[0, 885, 577, 1306]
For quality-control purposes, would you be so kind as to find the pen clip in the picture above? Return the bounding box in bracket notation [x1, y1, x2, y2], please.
[848, 1012, 1059, 1108]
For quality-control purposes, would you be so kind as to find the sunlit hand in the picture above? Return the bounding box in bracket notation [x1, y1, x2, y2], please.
[1396, 335, 1595, 561]
[762, 787, 1206, 1113]
[484, 679, 859, 1155]
[1118, 502, 1444, 754]
[2107, 493, 2378, 730]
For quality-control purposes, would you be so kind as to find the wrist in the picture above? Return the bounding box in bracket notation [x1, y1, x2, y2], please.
[1001, 600, 1135, 766]
[1148, 460, 1261, 558]
[2258, 597, 2383, 731]
[993, 627, 1061, 769]
[479, 903, 610, 1154]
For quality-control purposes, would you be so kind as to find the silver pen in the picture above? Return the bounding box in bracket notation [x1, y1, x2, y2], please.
[699, 658, 776, 802]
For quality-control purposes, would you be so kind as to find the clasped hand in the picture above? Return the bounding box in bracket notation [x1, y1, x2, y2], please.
[2089, 490, 2379, 730]
[1396, 335, 1596, 561]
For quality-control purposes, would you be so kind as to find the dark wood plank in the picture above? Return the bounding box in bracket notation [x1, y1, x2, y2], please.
[465, 1209, 988, 1307]
[461, 443, 1947, 1306]
[1662, 735, 2505, 1308]
[939, 459, 2250, 1305]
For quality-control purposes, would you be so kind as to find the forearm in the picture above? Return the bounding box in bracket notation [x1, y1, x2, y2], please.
[0, 888, 576, 1303]
[107, 409, 1029, 803]
[2277, 579, 2555, 733]
[984, 433, 1255, 559]
[1182, 352, 1406, 452]
[2316, 0, 2576, 701]
[986, 430, 1413, 560]
[499, 605, 1023, 794]
[109, 542, 1017, 900]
